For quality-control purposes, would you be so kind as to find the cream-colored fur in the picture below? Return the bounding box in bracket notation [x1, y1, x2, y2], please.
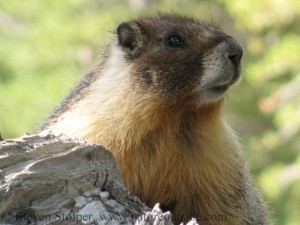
[44, 42, 270, 225]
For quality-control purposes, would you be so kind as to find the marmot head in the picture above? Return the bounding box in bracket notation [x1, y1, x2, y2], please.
[116, 14, 243, 108]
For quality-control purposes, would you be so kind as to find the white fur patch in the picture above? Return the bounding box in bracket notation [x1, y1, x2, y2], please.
[48, 42, 132, 138]
[197, 42, 236, 104]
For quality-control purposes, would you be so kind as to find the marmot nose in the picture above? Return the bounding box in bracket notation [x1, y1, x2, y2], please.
[224, 38, 243, 66]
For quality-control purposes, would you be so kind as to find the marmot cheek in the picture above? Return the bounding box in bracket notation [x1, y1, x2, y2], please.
[140, 71, 153, 86]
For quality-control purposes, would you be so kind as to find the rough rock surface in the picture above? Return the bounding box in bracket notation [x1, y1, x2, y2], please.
[0, 131, 189, 225]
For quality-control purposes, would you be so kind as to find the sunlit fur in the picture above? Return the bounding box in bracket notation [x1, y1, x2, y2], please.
[40, 15, 271, 225]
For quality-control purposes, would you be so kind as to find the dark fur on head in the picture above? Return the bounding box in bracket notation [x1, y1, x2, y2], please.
[117, 14, 242, 106]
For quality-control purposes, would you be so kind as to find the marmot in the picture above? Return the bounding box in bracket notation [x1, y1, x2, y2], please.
[39, 14, 271, 225]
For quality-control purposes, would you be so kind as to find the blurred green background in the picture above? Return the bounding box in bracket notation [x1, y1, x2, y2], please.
[0, 0, 299, 224]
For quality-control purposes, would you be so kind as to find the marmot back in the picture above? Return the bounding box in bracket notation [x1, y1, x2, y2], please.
[40, 14, 271, 225]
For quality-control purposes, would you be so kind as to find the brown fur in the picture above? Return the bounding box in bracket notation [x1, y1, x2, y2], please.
[39, 14, 271, 225]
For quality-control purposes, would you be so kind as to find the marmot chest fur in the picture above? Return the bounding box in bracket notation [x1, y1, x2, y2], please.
[39, 14, 271, 225]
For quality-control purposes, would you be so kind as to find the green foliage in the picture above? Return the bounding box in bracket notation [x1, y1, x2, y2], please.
[217, 1, 300, 224]
[1, 0, 299, 224]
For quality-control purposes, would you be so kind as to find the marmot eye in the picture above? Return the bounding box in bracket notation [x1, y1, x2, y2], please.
[167, 36, 182, 48]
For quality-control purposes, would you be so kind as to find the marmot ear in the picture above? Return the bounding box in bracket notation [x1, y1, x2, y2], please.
[117, 22, 144, 57]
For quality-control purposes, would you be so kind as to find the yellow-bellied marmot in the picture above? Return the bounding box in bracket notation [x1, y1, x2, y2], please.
[39, 14, 271, 225]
